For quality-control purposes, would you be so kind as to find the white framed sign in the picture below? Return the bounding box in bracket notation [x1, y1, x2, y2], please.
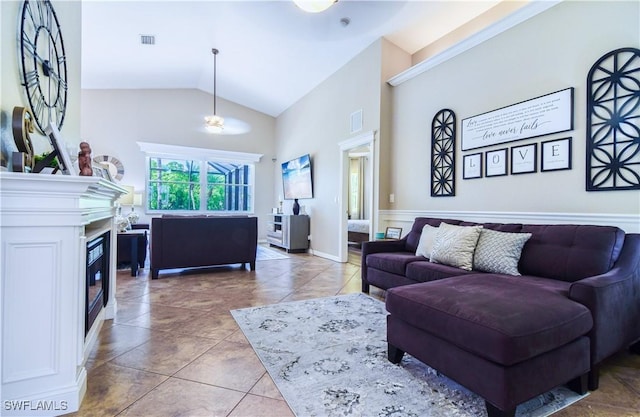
[462, 88, 574, 151]
[511, 143, 537, 174]
[485, 148, 508, 177]
[463, 153, 482, 179]
[542, 137, 572, 172]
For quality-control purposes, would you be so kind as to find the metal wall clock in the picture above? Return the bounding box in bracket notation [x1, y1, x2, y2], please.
[19, 0, 68, 134]
[431, 109, 456, 197]
[586, 47, 640, 191]
[93, 155, 125, 182]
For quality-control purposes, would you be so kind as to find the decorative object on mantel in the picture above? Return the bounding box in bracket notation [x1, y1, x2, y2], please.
[44, 122, 77, 175]
[461, 88, 574, 151]
[292, 198, 300, 215]
[93, 154, 124, 181]
[431, 109, 456, 196]
[586, 47, 640, 191]
[18, 0, 68, 135]
[11, 106, 35, 170]
[78, 142, 93, 176]
[204, 48, 251, 135]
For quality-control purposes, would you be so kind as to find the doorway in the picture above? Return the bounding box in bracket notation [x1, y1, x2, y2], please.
[338, 131, 377, 263]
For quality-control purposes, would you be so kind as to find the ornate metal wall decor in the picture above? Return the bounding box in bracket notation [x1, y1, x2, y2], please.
[431, 109, 456, 197]
[586, 47, 640, 191]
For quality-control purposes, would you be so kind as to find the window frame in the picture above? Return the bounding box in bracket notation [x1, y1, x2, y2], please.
[138, 142, 263, 215]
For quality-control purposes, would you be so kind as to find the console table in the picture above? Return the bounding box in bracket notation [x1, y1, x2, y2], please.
[266, 214, 310, 253]
[0, 173, 126, 415]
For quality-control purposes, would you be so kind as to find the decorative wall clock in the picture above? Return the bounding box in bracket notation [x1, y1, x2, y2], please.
[93, 155, 124, 182]
[431, 109, 456, 197]
[19, 0, 68, 134]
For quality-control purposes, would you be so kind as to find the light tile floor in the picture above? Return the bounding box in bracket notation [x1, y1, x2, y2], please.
[68, 247, 640, 417]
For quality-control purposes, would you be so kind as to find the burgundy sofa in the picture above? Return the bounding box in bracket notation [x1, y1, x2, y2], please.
[362, 217, 640, 417]
[150, 216, 257, 279]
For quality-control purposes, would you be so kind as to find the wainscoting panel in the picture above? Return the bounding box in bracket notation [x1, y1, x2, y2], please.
[378, 210, 640, 235]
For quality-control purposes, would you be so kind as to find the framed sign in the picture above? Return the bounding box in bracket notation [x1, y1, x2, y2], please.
[511, 143, 537, 175]
[462, 88, 574, 151]
[385, 227, 402, 239]
[485, 148, 508, 177]
[542, 137, 572, 172]
[463, 153, 482, 179]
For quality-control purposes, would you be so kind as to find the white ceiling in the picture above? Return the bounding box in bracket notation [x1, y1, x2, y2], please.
[81, 0, 502, 117]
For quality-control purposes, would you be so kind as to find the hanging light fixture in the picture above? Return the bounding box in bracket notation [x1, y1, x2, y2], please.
[204, 48, 224, 133]
[293, 0, 337, 13]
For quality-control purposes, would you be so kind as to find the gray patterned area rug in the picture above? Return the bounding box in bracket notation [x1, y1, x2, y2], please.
[231, 293, 587, 417]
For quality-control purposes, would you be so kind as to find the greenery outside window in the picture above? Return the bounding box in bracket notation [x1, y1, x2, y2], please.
[139, 142, 263, 214]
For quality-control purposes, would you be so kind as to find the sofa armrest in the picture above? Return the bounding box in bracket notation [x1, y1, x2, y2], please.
[361, 239, 408, 292]
[569, 234, 640, 364]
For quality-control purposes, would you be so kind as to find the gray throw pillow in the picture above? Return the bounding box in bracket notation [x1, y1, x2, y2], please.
[430, 223, 483, 271]
[473, 229, 532, 275]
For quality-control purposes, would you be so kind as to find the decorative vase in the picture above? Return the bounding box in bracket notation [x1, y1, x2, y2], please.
[292, 198, 300, 215]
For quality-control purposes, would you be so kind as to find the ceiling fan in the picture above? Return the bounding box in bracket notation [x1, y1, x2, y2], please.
[204, 48, 251, 135]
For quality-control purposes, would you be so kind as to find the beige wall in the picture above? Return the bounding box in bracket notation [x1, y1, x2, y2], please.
[276, 40, 384, 257]
[390, 0, 640, 216]
[81, 88, 277, 233]
[1, 0, 82, 161]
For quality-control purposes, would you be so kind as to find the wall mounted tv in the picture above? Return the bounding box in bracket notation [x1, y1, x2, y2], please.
[282, 154, 313, 199]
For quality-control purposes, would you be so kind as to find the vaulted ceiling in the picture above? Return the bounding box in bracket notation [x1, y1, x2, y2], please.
[81, 1, 503, 117]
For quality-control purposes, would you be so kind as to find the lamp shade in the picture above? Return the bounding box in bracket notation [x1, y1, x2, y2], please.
[119, 185, 134, 205]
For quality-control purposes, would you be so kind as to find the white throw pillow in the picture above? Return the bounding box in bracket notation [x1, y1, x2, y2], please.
[415, 224, 438, 258]
[430, 223, 483, 271]
[473, 229, 532, 275]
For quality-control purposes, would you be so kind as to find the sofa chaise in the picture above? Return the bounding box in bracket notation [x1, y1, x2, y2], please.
[362, 217, 640, 417]
[150, 215, 257, 279]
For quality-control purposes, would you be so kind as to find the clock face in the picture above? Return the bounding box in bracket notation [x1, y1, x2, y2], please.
[19, 0, 68, 135]
[93, 155, 125, 182]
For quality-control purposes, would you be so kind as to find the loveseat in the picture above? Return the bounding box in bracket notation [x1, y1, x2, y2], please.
[362, 217, 640, 417]
[150, 215, 257, 279]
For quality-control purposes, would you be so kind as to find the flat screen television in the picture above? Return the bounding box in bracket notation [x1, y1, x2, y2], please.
[282, 154, 313, 199]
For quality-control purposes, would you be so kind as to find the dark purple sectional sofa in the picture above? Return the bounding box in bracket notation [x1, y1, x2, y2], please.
[361, 217, 640, 417]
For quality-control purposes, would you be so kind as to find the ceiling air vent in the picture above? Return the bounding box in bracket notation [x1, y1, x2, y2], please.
[140, 34, 155, 45]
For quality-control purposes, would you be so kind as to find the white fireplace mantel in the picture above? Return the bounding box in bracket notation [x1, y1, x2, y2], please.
[0, 172, 126, 416]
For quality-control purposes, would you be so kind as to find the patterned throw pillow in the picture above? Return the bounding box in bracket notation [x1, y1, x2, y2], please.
[415, 224, 438, 258]
[430, 223, 483, 270]
[473, 229, 532, 275]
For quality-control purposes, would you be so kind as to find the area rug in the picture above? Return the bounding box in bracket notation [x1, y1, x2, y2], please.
[256, 245, 290, 261]
[231, 293, 587, 417]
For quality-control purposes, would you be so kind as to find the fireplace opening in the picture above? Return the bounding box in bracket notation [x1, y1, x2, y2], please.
[86, 232, 110, 335]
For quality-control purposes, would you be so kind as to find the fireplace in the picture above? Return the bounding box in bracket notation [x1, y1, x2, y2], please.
[86, 232, 110, 335]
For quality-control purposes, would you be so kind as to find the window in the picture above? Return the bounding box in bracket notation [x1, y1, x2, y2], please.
[139, 142, 262, 214]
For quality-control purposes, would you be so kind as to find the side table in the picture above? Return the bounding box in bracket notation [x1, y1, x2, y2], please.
[117, 229, 147, 276]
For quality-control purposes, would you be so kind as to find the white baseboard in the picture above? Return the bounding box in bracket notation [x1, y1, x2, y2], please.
[309, 248, 341, 263]
[379, 210, 640, 234]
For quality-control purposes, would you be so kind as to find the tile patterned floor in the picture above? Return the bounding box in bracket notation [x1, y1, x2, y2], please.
[67, 247, 640, 417]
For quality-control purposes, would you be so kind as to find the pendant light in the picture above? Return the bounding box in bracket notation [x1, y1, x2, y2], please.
[204, 48, 224, 133]
[293, 0, 337, 13]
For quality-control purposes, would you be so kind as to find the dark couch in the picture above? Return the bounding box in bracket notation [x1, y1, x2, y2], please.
[150, 216, 257, 279]
[362, 217, 640, 417]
